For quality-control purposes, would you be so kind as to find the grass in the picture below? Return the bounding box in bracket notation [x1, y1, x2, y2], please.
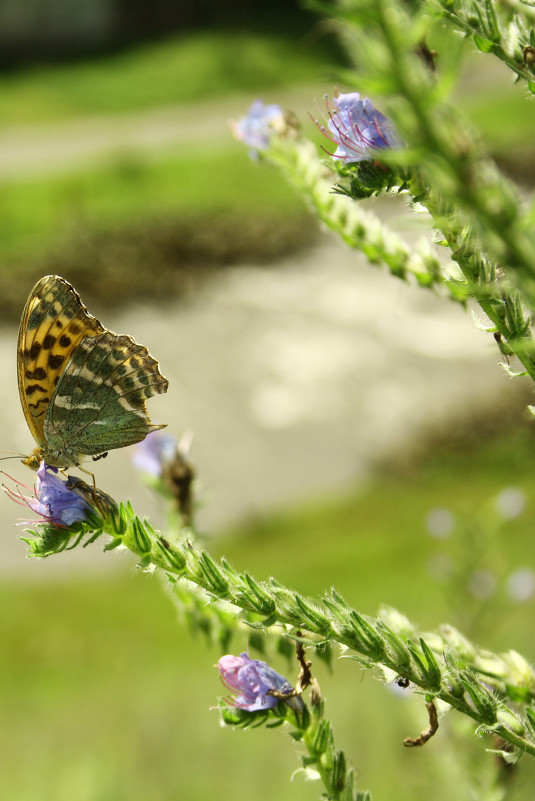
[0, 29, 341, 126]
[2, 415, 535, 800]
[0, 26, 533, 315]
[220, 417, 535, 654]
[0, 18, 338, 309]
[0, 146, 305, 257]
[0, 78, 533, 316]
[0, 145, 317, 320]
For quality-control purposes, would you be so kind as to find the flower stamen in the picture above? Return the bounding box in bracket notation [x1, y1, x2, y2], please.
[314, 91, 400, 163]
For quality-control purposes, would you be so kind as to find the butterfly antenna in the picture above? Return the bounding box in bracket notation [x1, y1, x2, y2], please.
[0, 450, 25, 460]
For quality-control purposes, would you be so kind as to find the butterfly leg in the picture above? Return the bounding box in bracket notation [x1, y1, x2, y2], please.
[78, 463, 98, 500]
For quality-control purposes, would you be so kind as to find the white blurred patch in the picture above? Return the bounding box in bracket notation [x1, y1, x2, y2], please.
[249, 382, 343, 429]
[506, 568, 535, 603]
[247, 325, 369, 428]
[425, 507, 455, 538]
[495, 487, 526, 520]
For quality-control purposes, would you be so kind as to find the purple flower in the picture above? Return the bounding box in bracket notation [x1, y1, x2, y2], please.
[218, 653, 295, 711]
[132, 430, 195, 524]
[316, 92, 399, 163]
[230, 99, 285, 156]
[3, 462, 92, 528]
[132, 430, 179, 477]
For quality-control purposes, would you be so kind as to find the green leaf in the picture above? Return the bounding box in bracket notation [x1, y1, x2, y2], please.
[473, 34, 494, 52]
[484, 0, 499, 40]
[487, 748, 522, 766]
[295, 595, 333, 635]
[525, 705, 535, 736]
[504, 682, 533, 703]
[420, 638, 442, 690]
[461, 671, 497, 724]
[200, 551, 230, 595]
[243, 573, 276, 615]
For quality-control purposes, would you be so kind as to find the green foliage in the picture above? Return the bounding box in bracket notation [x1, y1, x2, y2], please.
[216, 0, 535, 783]
[258, 0, 535, 386]
[22, 434, 535, 769]
[0, 147, 315, 320]
[0, 148, 304, 259]
[6, 424, 535, 799]
[0, 30, 339, 125]
[0, 19, 531, 322]
[429, 0, 535, 89]
[8, 1, 535, 799]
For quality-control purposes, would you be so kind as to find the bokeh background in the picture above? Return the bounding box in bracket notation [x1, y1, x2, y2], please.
[2, 1, 535, 799]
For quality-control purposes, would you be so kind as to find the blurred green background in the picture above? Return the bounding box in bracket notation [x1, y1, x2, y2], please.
[2, 2, 535, 800]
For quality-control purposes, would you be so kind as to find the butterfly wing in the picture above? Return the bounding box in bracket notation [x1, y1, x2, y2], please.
[44, 330, 169, 457]
[17, 275, 105, 454]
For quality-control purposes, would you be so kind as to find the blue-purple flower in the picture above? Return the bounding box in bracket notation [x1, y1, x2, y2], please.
[132, 430, 195, 524]
[230, 99, 286, 156]
[317, 92, 399, 163]
[132, 430, 179, 477]
[218, 652, 295, 711]
[3, 461, 92, 528]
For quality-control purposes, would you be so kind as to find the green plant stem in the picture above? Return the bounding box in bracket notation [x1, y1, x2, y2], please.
[56, 504, 535, 760]
[302, 0, 535, 381]
[268, 137, 463, 300]
[267, 132, 535, 381]
[430, 0, 535, 87]
[418, 183, 535, 381]
[371, 0, 535, 289]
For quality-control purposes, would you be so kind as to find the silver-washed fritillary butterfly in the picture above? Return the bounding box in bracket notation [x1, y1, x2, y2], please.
[17, 274, 169, 470]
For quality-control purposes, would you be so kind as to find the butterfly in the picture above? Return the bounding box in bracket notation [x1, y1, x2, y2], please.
[17, 274, 169, 471]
